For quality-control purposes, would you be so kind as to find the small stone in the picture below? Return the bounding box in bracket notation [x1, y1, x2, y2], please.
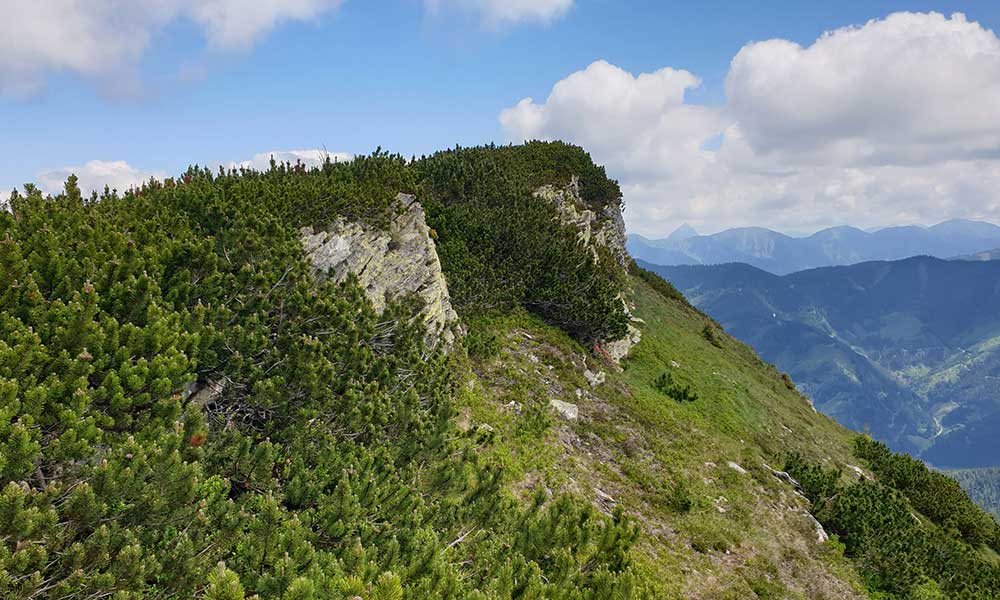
[456, 407, 472, 432]
[549, 399, 579, 420]
[584, 369, 606, 387]
[727, 461, 747, 474]
[503, 400, 523, 414]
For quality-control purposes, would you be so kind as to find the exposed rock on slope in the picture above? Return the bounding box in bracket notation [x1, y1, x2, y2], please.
[602, 316, 643, 362]
[536, 177, 642, 361]
[535, 176, 629, 268]
[301, 193, 459, 346]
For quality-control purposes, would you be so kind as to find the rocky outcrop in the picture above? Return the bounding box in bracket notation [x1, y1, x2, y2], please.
[535, 178, 642, 362]
[300, 193, 460, 347]
[807, 512, 830, 543]
[534, 177, 629, 269]
[603, 319, 643, 363]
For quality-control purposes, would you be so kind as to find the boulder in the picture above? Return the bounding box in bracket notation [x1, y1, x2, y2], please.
[602, 322, 642, 363]
[727, 461, 748, 475]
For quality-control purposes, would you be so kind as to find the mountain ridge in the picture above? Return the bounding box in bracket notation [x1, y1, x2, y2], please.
[630, 218, 1000, 275]
[5, 142, 1000, 599]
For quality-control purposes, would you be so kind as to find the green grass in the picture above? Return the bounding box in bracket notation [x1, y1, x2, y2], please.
[460, 276, 870, 598]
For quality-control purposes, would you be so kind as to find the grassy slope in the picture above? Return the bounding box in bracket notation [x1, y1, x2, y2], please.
[460, 275, 869, 599]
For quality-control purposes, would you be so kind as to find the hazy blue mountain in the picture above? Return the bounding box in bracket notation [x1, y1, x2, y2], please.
[666, 222, 698, 243]
[645, 256, 1000, 467]
[628, 218, 1000, 275]
[628, 235, 694, 265]
[931, 218, 1000, 241]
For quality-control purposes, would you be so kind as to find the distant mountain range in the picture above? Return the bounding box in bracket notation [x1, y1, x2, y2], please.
[629, 219, 1000, 275]
[644, 256, 1000, 468]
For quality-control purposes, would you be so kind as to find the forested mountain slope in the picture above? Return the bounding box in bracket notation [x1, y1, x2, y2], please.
[2, 142, 998, 599]
[650, 258, 1000, 466]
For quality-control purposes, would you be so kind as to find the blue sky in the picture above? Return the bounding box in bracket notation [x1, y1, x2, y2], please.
[4, 1, 1000, 235]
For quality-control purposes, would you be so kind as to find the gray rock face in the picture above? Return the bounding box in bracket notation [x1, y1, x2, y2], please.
[301, 193, 460, 347]
[534, 177, 629, 269]
[535, 178, 641, 362]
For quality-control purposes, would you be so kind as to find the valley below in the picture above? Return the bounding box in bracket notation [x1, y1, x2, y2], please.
[644, 257, 1000, 470]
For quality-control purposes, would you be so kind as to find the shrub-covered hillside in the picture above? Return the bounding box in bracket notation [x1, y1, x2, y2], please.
[0, 142, 643, 599]
[1, 141, 998, 599]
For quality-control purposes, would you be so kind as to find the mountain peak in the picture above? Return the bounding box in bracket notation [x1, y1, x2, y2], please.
[667, 222, 698, 242]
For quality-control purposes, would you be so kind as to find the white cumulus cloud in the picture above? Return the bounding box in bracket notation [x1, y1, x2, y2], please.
[225, 149, 355, 171]
[500, 12, 1000, 236]
[425, 0, 572, 26]
[726, 11, 1000, 166]
[30, 148, 353, 198]
[0, 0, 342, 95]
[500, 60, 727, 181]
[37, 160, 167, 196]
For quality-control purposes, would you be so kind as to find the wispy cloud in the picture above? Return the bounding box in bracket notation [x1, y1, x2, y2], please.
[0, 0, 343, 96]
[424, 0, 572, 27]
[30, 149, 353, 197]
[223, 149, 354, 171]
[36, 160, 167, 196]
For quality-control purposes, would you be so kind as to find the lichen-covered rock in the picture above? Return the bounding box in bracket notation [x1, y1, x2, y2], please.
[301, 193, 460, 347]
[534, 176, 629, 268]
[183, 377, 226, 406]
